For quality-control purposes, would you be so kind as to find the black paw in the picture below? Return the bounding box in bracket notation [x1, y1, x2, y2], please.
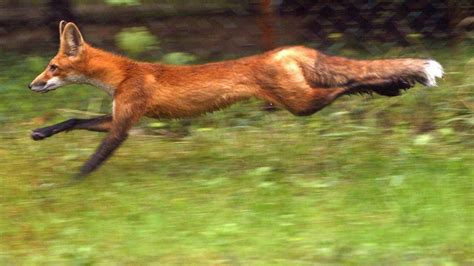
[31, 129, 50, 141]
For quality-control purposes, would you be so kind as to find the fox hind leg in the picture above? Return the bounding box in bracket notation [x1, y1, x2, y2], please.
[282, 88, 345, 116]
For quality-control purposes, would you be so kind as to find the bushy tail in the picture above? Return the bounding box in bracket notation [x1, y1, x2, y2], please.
[308, 53, 444, 96]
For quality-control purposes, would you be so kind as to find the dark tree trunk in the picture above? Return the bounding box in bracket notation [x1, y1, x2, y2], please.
[259, 0, 280, 112]
[47, 0, 75, 41]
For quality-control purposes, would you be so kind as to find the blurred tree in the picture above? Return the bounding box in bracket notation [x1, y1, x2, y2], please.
[47, 0, 75, 41]
[259, 0, 279, 112]
[259, 0, 276, 50]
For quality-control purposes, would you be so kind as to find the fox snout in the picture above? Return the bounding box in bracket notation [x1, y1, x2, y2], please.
[28, 81, 46, 90]
[29, 76, 65, 93]
[28, 79, 49, 93]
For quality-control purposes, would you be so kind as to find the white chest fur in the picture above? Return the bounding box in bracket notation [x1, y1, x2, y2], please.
[87, 79, 116, 96]
[68, 75, 116, 96]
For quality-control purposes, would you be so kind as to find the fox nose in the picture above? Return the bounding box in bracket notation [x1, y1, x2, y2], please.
[28, 83, 32, 89]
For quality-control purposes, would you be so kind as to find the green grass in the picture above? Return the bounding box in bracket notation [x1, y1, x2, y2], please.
[0, 45, 473, 264]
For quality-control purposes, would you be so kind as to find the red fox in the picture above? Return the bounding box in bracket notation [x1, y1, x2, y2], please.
[29, 21, 443, 180]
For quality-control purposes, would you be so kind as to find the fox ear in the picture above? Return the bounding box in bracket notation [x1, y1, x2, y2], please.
[59, 20, 67, 37]
[61, 23, 84, 57]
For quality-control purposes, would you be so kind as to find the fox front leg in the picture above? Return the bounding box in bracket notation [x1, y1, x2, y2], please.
[73, 98, 145, 180]
[74, 129, 128, 179]
[31, 115, 112, 140]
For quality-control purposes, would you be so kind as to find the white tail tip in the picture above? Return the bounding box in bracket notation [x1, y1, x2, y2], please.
[424, 60, 444, 87]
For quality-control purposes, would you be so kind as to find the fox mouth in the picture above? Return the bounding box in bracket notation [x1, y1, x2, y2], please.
[30, 85, 57, 93]
[29, 76, 66, 93]
[30, 79, 64, 93]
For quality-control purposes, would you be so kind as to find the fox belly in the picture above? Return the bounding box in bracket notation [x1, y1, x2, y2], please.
[145, 88, 254, 119]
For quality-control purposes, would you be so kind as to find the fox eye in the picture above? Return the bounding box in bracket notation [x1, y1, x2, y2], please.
[49, 64, 58, 71]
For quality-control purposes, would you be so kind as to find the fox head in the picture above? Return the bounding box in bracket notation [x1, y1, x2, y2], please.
[29, 21, 87, 93]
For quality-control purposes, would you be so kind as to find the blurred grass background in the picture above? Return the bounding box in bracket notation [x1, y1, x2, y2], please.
[0, 0, 473, 264]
